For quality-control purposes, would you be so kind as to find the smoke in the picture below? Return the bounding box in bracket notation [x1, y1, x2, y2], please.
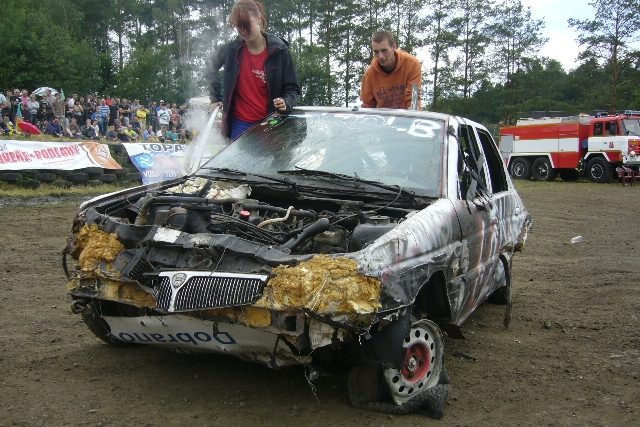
[178, 6, 235, 175]
[183, 100, 227, 175]
[185, 6, 235, 101]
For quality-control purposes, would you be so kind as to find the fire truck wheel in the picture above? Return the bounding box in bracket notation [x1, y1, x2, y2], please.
[509, 158, 531, 179]
[559, 169, 580, 182]
[532, 158, 557, 181]
[585, 157, 611, 183]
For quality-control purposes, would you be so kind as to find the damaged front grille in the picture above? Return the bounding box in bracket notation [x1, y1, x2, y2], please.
[156, 272, 268, 312]
[118, 248, 155, 284]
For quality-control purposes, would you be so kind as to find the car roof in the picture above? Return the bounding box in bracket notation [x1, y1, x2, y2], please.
[291, 106, 487, 132]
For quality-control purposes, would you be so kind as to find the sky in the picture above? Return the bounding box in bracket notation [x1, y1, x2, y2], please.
[414, 0, 595, 77]
[522, 0, 594, 71]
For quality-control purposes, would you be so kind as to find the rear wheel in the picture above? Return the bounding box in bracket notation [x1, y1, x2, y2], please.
[509, 158, 531, 179]
[585, 157, 611, 183]
[532, 157, 557, 181]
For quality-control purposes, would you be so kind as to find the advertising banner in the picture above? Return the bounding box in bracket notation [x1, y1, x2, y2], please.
[121, 142, 188, 184]
[0, 140, 122, 170]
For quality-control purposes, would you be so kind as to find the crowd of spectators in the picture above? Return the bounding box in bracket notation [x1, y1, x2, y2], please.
[0, 88, 192, 143]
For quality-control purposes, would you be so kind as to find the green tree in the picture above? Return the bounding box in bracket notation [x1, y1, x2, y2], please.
[293, 44, 336, 105]
[333, 0, 370, 106]
[424, 0, 458, 110]
[0, 0, 101, 93]
[393, 0, 426, 53]
[114, 46, 173, 102]
[569, 0, 640, 110]
[448, 0, 495, 101]
[491, 0, 546, 85]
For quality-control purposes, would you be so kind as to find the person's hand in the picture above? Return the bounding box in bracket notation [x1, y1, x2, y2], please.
[273, 98, 287, 112]
[209, 101, 222, 112]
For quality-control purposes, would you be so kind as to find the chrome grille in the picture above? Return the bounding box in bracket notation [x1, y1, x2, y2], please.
[155, 277, 172, 310]
[156, 272, 267, 312]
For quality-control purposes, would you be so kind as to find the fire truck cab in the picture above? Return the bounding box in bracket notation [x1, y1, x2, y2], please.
[499, 111, 640, 183]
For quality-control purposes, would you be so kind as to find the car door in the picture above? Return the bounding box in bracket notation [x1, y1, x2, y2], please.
[476, 126, 528, 292]
[449, 123, 500, 324]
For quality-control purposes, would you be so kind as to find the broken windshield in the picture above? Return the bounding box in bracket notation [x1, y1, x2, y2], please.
[201, 110, 444, 197]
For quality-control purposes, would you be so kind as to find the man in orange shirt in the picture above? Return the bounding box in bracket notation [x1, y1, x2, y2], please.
[360, 31, 422, 109]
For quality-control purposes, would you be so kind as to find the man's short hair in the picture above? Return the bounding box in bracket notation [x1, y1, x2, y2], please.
[372, 30, 396, 46]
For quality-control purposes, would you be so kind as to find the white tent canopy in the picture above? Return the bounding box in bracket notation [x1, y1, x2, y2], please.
[32, 87, 59, 96]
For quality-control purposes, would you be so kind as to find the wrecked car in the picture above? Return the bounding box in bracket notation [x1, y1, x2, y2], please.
[64, 107, 531, 417]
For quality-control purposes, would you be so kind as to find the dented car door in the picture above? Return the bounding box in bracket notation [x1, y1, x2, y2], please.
[449, 123, 500, 324]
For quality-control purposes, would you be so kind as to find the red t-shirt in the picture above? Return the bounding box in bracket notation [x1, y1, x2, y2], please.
[233, 46, 269, 122]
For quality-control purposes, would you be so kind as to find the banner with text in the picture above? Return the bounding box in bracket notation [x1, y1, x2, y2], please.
[0, 140, 122, 170]
[121, 143, 189, 185]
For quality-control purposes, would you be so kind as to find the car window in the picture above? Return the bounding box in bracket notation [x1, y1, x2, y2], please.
[476, 128, 508, 193]
[593, 122, 603, 135]
[204, 111, 445, 196]
[605, 121, 617, 136]
[457, 125, 487, 200]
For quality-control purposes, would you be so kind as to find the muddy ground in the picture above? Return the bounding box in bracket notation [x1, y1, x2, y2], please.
[1, 181, 638, 426]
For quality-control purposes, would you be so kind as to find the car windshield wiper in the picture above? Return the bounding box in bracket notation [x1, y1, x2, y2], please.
[199, 167, 247, 175]
[278, 166, 416, 200]
[278, 167, 360, 184]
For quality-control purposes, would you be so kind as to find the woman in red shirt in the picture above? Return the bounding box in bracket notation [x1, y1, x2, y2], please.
[208, 0, 300, 140]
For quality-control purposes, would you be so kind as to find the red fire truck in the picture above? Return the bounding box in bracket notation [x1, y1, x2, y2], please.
[499, 111, 640, 182]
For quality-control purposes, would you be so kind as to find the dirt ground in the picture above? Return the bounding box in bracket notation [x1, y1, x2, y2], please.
[1, 181, 638, 426]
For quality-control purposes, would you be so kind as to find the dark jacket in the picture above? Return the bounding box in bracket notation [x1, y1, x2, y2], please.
[45, 121, 62, 136]
[82, 124, 97, 139]
[208, 32, 300, 136]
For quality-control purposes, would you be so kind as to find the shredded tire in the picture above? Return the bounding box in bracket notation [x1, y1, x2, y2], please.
[0, 172, 23, 183]
[348, 365, 450, 419]
[99, 173, 117, 183]
[66, 172, 89, 184]
[34, 172, 57, 183]
[51, 179, 71, 188]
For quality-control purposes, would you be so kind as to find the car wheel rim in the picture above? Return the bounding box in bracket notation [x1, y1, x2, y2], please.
[536, 164, 548, 178]
[401, 341, 431, 382]
[383, 320, 443, 405]
[513, 163, 523, 176]
[591, 164, 603, 179]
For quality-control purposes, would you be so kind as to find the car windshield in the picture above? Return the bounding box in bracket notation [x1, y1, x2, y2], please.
[201, 110, 444, 196]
